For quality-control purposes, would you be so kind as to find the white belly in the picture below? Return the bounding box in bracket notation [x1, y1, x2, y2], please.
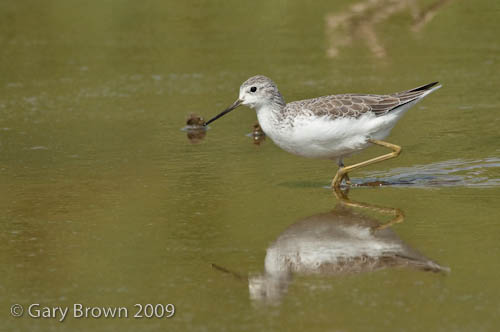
[257, 110, 405, 160]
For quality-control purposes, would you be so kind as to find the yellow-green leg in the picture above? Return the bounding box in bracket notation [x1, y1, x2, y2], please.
[331, 139, 402, 188]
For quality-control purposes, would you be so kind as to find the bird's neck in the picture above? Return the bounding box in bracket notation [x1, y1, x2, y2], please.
[254, 93, 287, 136]
[271, 91, 286, 110]
[255, 93, 286, 117]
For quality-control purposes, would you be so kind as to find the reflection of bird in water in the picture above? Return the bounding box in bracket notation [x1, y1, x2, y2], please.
[213, 191, 449, 303]
[325, 0, 453, 58]
[184, 113, 207, 144]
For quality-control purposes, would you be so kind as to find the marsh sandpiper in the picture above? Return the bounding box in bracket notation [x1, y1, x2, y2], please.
[205, 75, 441, 188]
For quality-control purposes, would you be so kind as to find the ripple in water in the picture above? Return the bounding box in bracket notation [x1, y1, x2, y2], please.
[357, 157, 500, 188]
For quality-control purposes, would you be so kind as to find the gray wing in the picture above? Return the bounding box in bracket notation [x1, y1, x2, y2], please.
[284, 82, 440, 119]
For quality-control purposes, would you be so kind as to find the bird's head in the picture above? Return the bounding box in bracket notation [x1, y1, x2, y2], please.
[204, 75, 284, 126]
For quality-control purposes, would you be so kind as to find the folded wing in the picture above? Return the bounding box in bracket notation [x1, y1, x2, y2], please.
[285, 82, 440, 119]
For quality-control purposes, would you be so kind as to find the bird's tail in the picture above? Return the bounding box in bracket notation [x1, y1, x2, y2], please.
[404, 81, 442, 98]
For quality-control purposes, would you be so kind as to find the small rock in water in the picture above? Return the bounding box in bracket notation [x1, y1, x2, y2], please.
[186, 113, 205, 128]
[252, 122, 264, 136]
[184, 113, 207, 144]
[251, 122, 266, 145]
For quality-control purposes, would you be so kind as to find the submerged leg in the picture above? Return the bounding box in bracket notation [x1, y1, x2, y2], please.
[331, 139, 402, 188]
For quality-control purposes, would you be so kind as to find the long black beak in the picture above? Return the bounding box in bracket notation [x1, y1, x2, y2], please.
[204, 99, 242, 126]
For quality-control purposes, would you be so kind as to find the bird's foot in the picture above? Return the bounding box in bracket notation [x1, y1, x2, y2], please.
[343, 174, 351, 186]
[331, 171, 352, 189]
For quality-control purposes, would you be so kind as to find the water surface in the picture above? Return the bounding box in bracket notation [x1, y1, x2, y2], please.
[1, 0, 499, 331]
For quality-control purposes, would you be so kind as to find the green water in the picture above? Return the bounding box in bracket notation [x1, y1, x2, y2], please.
[1, 0, 499, 330]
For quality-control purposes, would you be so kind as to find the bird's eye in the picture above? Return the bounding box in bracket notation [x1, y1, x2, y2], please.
[250, 86, 257, 93]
